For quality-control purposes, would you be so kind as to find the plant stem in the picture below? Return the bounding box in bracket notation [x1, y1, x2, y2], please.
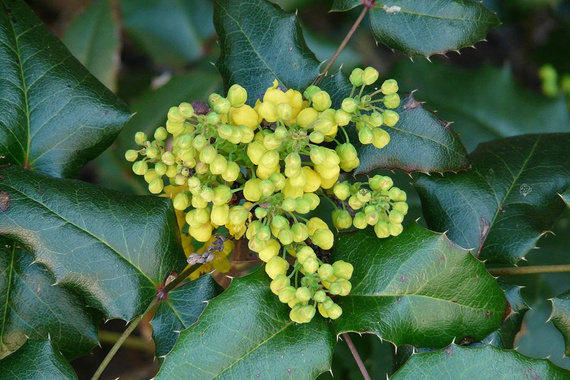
[314, 5, 370, 85]
[342, 333, 371, 380]
[488, 264, 570, 276]
[98, 330, 154, 352]
[163, 263, 201, 293]
[91, 298, 159, 380]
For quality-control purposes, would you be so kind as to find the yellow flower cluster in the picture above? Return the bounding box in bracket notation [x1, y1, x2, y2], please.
[126, 67, 406, 323]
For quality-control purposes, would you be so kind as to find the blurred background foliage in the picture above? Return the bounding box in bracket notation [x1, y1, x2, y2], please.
[24, 0, 570, 378]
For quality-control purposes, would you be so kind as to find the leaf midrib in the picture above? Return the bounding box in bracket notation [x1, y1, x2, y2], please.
[373, 4, 497, 25]
[2, 181, 156, 286]
[217, 0, 282, 85]
[3, 2, 32, 167]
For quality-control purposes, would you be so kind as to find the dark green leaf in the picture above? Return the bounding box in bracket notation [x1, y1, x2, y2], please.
[0, 339, 77, 380]
[392, 344, 569, 379]
[550, 290, 570, 356]
[367, 0, 500, 57]
[96, 71, 222, 193]
[63, 0, 120, 92]
[331, 0, 361, 12]
[478, 283, 529, 349]
[0, 165, 187, 320]
[332, 224, 507, 348]
[392, 61, 570, 152]
[0, 0, 130, 178]
[0, 245, 100, 360]
[320, 73, 469, 174]
[120, 0, 214, 66]
[214, 0, 320, 101]
[156, 269, 335, 379]
[151, 274, 222, 359]
[415, 134, 570, 264]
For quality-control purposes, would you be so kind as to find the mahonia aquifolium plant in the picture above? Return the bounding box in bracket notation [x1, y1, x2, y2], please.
[125, 67, 408, 324]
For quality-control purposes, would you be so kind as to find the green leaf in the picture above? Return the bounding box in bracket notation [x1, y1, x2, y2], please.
[391, 344, 569, 379]
[120, 0, 214, 66]
[156, 269, 335, 379]
[0, 245, 100, 360]
[415, 134, 570, 264]
[151, 274, 222, 359]
[0, 340, 77, 380]
[331, 0, 361, 12]
[0, 0, 130, 178]
[96, 71, 222, 193]
[392, 61, 570, 152]
[550, 289, 570, 356]
[367, 0, 500, 57]
[214, 0, 321, 101]
[320, 73, 469, 174]
[63, 0, 120, 92]
[0, 165, 187, 320]
[332, 224, 507, 348]
[477, 283, 529, 349]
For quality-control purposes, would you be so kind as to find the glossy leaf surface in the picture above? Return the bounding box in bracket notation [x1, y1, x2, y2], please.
[332, 224, 507, 348]
[415, 134, 570, 264]
[0, 0, 130, 178]
[550, 289, 570, 356]
[156, 269, 335, 379]
[214, 0, 320, 101]
[0, 165, 187, 320]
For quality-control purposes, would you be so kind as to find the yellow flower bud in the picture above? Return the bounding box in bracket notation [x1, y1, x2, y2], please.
[302, 167, 321, 193]
[277, 103, 293, 122]
[333, 182, 350, 201]
[332, 260, 354, 280]
[296, 245, 316, 264]
[211, 204, 230, 225]
[296, 107, 319, 128]
[383, 110, 399, 127]
[362, 67, 379, 85]
[132, 161, 148, 176]
[265, 256, 289, 279]
[269, 173, 286, 191]
[389, 222, 403, 236]
[258, 102, 278, 122]
[230, 105, 259, 129]
[173, 192, 189, 210]
[311, 91, 332, 111]
[189, 222, 213, 242]
[358, 127, 374, 145]
[374, 221, 390, 238]
[311, 228, 334, 250]
[278, 286, 297, 303]
[227, 84, 248, 108]
[223, 161, 241, 182]
[381, 79, 399, 95]
[270, 275, 290, 295]
[327, 304, 343, 319]
[247, 141, 266, 165]
[259, 239, 281, 262]
[384, 93, 400, 109]
[332, 209, 352, 230]
[243, 179, 262, 201]
[349, 68, 364, 86]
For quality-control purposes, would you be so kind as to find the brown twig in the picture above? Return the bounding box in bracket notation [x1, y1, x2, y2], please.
[342, 333, 371, 380]
[488, 264, 570, 276]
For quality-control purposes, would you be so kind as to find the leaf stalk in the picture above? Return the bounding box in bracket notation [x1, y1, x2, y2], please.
[488, 264, 570, 276]
[342, 333, 371, 380]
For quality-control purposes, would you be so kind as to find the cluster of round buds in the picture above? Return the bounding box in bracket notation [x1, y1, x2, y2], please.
[330, 175, 408, 238]
[126, 67, 405, 323]
[339, 67, 400, 149]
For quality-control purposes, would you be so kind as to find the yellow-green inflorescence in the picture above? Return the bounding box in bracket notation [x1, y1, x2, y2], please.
[126, 67, 407, 324]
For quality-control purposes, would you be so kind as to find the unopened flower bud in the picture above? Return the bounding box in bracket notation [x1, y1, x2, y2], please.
[362, 67, 379, 85]
[381, 79, 399, 95]
[227, 84, 248, 108]
[349, 68, 364, 86]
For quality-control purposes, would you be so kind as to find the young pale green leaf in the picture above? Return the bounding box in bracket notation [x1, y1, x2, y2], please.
[120, 0, 214, 66]
[0, 165, 187, 320]
[320, 72, 469, 174]
[367, 0, 500, 57]
[156, 269, 335, 379]
[151, 274, 222, 359]
[415, 134, 570, 264]
[0, 339, 77, 380]
[550, 290, 570, 356]
[0, 245, 100, 360]
[0, 1, 130, 178]
[392, 61, 570, 151]
[391, 344, 569, 379]
[332, 224, 507, 348]
[214, 0, 320, 101]
[330, 0, 361, 12]
[63, 0, 120, 92]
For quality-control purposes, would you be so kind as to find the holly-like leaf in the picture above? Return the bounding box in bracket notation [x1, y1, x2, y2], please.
[561, 188, 570, 208]
[391, 344, 569, 379]
[392, 61, 570, 152]
[550, 289, 570, 356]
[0, 245, 100, 360]
[478, 283, 529, 349]
[156, 269, 335, 379]
[415, 134, 570, 264]
[331, 0, 360, 12]
[63, 0, 120, 92]
[348, 0, 501, 57]
[0, 340, 77, 380]
[0, 0, 130, 178]
[214, 0, 320, 101]
[120, 0, 214, 66]
[0, 165, 187, 320]
[320, 72, 469, 174]
[151, 274, 222, 359]
[332, 224, 507, 348]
